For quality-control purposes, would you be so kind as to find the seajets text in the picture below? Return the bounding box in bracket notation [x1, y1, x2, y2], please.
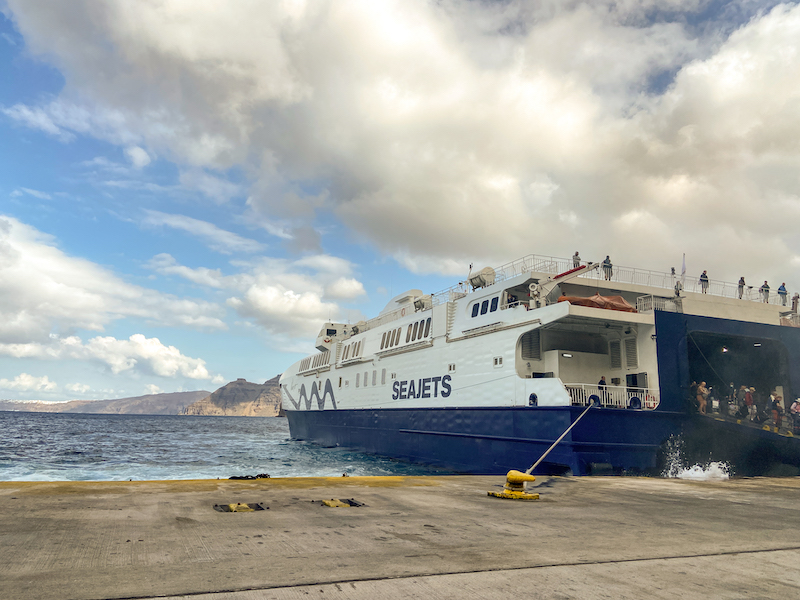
[392, 375, 452, 400]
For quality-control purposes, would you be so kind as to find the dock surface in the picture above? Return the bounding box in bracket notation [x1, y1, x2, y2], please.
[2, 475, 799, 599]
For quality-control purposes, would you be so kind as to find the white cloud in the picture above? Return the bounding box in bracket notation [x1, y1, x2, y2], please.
[6, 1, 800, 288]
[142, 210, 264, 254]
[2, 103, 73, 140]
[179, 170, 241, 204]
[0, 333, 218, 380]
[227, 284, 338, 339]
[147, 253, 227, 288]
[144, 383, 163, 394]
[124, 145, 151, 168]
[66, 382, 91, 394]
[324, 277, 366, 300]
[0, 215, 226, 344]
[0, 373, 57, 392]
[10, 187, 53, 200]
[224, 254, 367, 337]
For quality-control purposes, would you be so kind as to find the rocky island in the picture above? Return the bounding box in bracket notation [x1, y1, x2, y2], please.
[181, 376, 283, 417]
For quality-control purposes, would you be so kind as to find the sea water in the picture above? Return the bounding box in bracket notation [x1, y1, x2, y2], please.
[0, 411, 450, 481]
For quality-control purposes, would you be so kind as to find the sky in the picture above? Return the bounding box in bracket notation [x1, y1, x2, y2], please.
[2, 0, 800, 402]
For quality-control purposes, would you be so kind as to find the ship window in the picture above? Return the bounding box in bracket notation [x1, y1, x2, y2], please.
[381, 332, 386, 350]
[448, 363, 456, 372]
[391, 328, 398, 347]
[381, 369, 386, 385]
[372, 370, 377, 386]
[412, 321, 419, 340]
[424, 318, 431, 337]
[339, 377, 342, 388]
[406, 325, 412, 343]
[343, 346, 349, 361]
[493, 356, 503, 367]
[356, 373, 360, 387]
[356, 341, 361, 356]
[490, 297, 498, 312]
[472, 303, 480, 318]
[327, 328, 336, 336]
[364, 371, 368, 386]
[480, 300, 488, 315]
[345, 380, 349, 387]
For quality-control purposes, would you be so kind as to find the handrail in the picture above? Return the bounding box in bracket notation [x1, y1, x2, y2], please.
[564, 383, 660, 410]
[428, 253, 792, 308]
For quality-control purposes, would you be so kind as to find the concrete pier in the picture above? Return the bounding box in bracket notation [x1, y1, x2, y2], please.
[1, 475, 799, 599]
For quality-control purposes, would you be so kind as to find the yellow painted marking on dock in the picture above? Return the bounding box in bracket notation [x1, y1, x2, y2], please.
[0, 476, 447, 497]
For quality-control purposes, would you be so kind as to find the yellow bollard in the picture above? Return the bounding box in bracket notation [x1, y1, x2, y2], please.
[487, 470, 539, 501]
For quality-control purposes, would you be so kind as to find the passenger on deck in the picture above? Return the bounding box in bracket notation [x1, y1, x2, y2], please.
[760, 281, 770, 303]
[793, 293, 799, 314]
[699, 271, 709, 293]
[778, 283, 788, 306]
[573, 252, 581, 268]
[738, 277, 746, 300]
[674, 280, 683, 297]
[598, 376, 608, 404]
[746, 387, 756, 420]
[696, 382, 709, 415]
[602, 256, 613, 281]
[772, 396, 784, 429]
[736, 385, 747, 417]
[791, 399, 800, 429]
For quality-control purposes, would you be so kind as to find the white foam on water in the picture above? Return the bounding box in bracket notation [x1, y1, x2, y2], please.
[660, 434, 731, 480]
[673, 462, 730, 480]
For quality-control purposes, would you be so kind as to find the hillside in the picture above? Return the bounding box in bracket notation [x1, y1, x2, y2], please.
[181, 376, 283, 417]
[0, 390, 211, 415]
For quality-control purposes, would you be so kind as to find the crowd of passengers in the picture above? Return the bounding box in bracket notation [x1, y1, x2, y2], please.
[570, 252, 795, 306]
[691, 381, 800, 432]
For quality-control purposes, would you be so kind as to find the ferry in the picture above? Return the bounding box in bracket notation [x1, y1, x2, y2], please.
[280, 254, 800, 476]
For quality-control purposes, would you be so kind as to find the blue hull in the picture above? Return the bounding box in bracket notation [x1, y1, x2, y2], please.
[286, 405, 686, 475]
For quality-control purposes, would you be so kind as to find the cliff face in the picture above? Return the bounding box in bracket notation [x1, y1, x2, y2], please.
[0, 391, 210, 415]
[181, 376, 284, 417]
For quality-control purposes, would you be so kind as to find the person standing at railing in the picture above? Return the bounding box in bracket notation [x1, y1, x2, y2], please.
[602, 256, 613, 280]
[573, 251, 581, 268]
[699, 270, 709, 293]
[760, 281, 770, 303]
[598, 375, 608, 405]
[793, 293, 799, 313]
[738, 277, 746, 299]
[778, 283, 788, 306]
[696, 382, 709, 415]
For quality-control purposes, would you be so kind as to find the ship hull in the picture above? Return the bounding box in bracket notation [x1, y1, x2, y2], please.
[285, 405, 686, 475]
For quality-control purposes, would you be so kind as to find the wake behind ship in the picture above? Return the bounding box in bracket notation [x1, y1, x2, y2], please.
[280, 254, 800, 476]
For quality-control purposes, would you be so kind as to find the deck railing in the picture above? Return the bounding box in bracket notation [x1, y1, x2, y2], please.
[564, 383, 660, 410]
[636, 295, 682, 313]
[429, 253, 792, 308]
